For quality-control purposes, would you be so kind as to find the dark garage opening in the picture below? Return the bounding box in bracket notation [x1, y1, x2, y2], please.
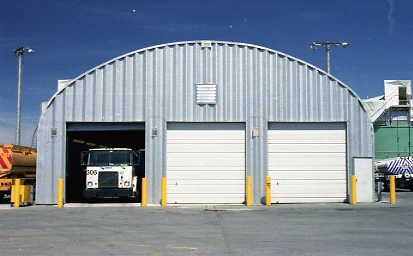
[66, 123, 145, 203]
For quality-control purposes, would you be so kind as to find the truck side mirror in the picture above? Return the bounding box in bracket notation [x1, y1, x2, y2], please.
[80, 151, 89, 165]
[133, 150, 140, 166]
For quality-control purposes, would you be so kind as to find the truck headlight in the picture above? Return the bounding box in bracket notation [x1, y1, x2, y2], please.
[124, 181, 130, 187]
[404, 172, 411, 178]
[87, 182, 93, 187]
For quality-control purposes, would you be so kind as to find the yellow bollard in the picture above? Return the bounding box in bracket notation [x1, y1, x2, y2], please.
[57, 178, 64, 208]
[351, 175, 357, 205]
[265, 176, 271, 206]
[11, 180, 15, 205]
[390, 175, 396, 204]
[246, 176, 252, 206]
[141, 178, 147, 207]
[161, 177, 166, 206]
[14, 179, 21, 208]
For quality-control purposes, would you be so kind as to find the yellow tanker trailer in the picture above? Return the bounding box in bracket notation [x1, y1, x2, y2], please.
[0, 143, 36, 202]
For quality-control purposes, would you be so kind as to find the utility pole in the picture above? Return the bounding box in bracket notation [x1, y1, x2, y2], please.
[13, 46, 34, 145]
[310, 41, 349, 74]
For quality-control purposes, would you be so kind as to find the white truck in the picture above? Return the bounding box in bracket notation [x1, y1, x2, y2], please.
[82, 148, 141, 201]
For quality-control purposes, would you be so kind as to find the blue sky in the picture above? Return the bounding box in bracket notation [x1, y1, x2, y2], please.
[1, 0, 412, 146]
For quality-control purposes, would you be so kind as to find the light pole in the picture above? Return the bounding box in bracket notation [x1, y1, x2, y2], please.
[13, 46, 34, 145]
[310, 41, 349, 74]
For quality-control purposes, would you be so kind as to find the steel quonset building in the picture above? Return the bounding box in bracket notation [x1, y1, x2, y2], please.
[36, 40, 374, 205]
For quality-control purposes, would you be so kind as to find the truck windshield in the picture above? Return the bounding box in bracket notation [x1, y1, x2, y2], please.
[88, 150, 132, 166]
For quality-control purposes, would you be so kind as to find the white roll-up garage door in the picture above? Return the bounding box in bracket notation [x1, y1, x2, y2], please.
[268, 122, 347, 203]
[167, 123, 246, 204]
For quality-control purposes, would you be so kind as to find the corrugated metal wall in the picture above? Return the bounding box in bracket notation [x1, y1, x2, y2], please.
[36, 40, 374, 204]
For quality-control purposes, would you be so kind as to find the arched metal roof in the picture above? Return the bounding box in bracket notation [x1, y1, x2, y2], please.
[41, 40, 367, 121]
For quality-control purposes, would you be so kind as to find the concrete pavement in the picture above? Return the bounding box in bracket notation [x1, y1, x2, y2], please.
[0, 191, 412, 255]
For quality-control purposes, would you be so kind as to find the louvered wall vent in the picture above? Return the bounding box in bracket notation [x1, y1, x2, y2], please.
[196, 84, 217, 105]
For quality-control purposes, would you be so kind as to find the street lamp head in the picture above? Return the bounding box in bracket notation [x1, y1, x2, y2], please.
[13, 46, 34, 56]
[13, 47, 24, 57]
[310, 41, 349, 74]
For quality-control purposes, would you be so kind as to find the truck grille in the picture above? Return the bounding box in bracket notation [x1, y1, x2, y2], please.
[98, 171, 118, 188]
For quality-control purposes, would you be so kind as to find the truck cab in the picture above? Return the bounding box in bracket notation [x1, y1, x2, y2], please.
[82, 148, 140, 200]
